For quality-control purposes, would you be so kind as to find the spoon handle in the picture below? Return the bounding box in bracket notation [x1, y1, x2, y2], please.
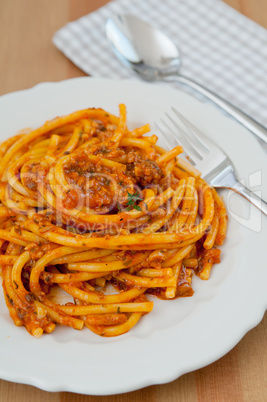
[170, 74, 267, 144]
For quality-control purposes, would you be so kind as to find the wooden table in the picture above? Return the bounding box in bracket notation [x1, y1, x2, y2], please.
[0, 1, 266, 400]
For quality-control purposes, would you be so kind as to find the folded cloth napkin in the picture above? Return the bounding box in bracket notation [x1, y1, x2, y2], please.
[53, 0, 267, 127]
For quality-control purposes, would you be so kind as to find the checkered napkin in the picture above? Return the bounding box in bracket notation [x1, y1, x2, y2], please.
[53, 0, 267, 127]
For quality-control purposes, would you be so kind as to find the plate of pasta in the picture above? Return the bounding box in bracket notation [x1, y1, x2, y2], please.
[0, 77, 266, 395]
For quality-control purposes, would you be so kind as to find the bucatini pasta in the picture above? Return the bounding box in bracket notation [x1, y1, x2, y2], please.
[0, 104, 227, 337]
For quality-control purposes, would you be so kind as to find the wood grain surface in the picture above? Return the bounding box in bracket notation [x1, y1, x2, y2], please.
[0, 1, 266, 401]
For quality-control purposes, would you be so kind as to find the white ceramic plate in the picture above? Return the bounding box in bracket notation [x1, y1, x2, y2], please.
[0, 78, 266, 395]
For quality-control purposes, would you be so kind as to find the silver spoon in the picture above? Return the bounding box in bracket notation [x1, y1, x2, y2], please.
[106, 14, 267, 144]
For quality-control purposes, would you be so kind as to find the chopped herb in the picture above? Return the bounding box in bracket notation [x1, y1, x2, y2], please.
[6, 294, 14, 306]
[125, 191, 142, 211]
[131, 205, 142, 211]
[123, 259, 133, 267]
[44, 276, 50, 283]
[117, 307, 121, 314]
[100, 146, 109, 153]
[117, 202, 122, 212]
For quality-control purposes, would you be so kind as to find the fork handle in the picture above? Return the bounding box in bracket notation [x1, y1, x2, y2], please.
[229, 182, 267, 217]
[169, 74, 267, 144]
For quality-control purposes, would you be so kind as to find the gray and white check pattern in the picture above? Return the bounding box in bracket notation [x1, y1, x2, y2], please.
[53, 0, 267, 127]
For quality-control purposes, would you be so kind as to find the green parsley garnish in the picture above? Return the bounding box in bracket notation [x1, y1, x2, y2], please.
[125, 191, 142, 211]
[78, 130, 84, 140]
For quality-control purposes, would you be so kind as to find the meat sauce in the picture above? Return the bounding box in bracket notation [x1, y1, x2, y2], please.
[62, 148, 164, 211]
[22, 162, 40, 191]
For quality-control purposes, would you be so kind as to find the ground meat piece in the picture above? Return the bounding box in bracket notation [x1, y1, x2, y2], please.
[159, 175, 180, 191]
[94, 146, 126, 160]
[126, 150, 142, 164]
[126, 160, 163, 186]
[148, 250, 166, 268]
[23, 162, 40, 191]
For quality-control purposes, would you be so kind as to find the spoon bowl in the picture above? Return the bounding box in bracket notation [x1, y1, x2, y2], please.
[106, 14, 180, 80]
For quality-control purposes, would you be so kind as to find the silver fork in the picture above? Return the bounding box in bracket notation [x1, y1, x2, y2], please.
[155, 107, 267, 217]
